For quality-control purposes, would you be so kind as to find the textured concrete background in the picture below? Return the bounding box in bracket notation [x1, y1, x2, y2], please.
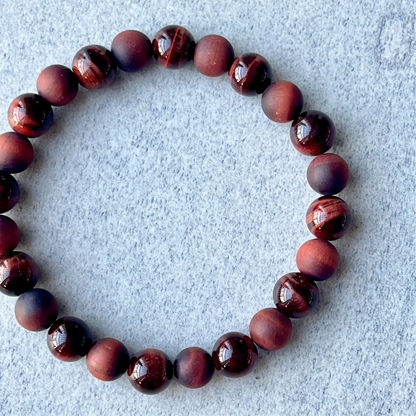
[0, 0, 414, 415]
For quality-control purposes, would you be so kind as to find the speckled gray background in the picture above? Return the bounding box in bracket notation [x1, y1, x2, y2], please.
[0, 1, 414, 415]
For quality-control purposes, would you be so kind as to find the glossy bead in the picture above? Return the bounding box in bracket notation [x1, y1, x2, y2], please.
[152, 25, 195, 69]
[273, 273, 319, 318]
[306, 196, 351, 240]
[249, 308, 292, 351]
[128, 348, 173, 394]
[0, 251, 39, 296]
[111, 30, 152, 72]
[194, 34, 234, 77]
[0, 172, 20, 213]
[0, 215, 20, 255]
[87, 338, 130, 381]
[296, 238, 340, 281]
[8, 93, 54, 138]
[15, 288, 58, 331]
[212, 332, 258, 378]
[72, 45, 117, 89]
[261, 81, 303, 123]
[290, 110, 335, 156]
[174, 347, 215, 388]
[47, 316, 93, 361]
[229, 53, 272, 96]
[0, 132, 34, 173]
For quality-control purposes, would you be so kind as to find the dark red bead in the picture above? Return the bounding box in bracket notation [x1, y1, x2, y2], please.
[0, 132, 34, 173]
[273, 272, 319, 318]
[47, 316, 93, 361]
[290, 110, 335, 156]
[8, 93, 53, 138]
[15, 288, 58, 331]
[306, 196, 351, 240]
[0, 172, 20, 213]
[128, 348, 173, 394]
[174, 347, 215, 389]
[0, 215, 20, 255]
[212, 332, 258, 378]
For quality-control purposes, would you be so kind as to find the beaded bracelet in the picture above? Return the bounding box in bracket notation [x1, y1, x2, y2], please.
[0, 25, 351, 394]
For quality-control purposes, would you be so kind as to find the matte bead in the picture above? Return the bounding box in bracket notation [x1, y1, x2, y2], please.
[0, 251, 39, 296]
[87, 338, 130, 381]
[0, 132, 34, 173]
[0, 215, 20, 255]
[261, 81, 303, 123]
[229, 53, 272, 96]
[296, 238, 340, 280]
[111, 30, 153, 72]
[307, 153, 349, 195]
[290, 110, 335, 156]
[212, 332, 258, 378]
[153, 25, 195, 69]
[128, 348, 173, 394]
[249, 308, 292, 351]
[194, 34, 234, 77]
[8, 93, 54, 138]
[273, 272, 319, 318]
[174, 347, 215, 389]
[0, 172, 20, 213]
[72, 45, 117, 89]
[37, 64, 79, 106]
[15, 288, 58, 331]
[47, 316, 93, 361]
[306, 196, 351, 240]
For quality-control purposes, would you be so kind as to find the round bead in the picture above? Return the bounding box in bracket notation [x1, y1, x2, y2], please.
[152, 25, 195, 69]
[47, 316, 93, 361]
[0, 172, 20, 213]
[36, 64, 79, 106]
[290, 110, 335, 156]
[306, 196, 351, 240]
[174, 347, 215, 389]
[0, 215, 20, 255]
[249, 308, 292, 351]
[229, 53, 272, 96]
[296, 239, 340, 281]
[72, 45, 117, 89]
[273, 273, 319, 318]
[212, 332, 258, 378]
[261, 81, 303, 123]
[15, 288, 58, 331]
[111, 30, 153, 72]
[86, 338, 130, 381]
[194, 34, 234, 77]
[8, 93, 54, 138]
[0, 132, 34, 173]
[128, 348, 173, 394]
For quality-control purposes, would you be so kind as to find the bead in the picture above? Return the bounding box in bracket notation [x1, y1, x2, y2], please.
[86, 338, 130, 381]
[229, 53, 272, 96]
[0, 172, 20, 213]
[0, 215, 20, 255]
[47, 316, 93, 361]
[128, 348, 173, 394]
[273, 272, 319, 318]
[296, 238, 340, 281]
[72, 45, 117, 89]
[174, 347, 215, 389]
[152, 25, 195, 69]
[8, 93, 54, 138]
[290, 110, 335, 156]
[0, 251, 40, 296]
[36, 64, 79, 106]
[15, 288, 58, 331]
[306, 196, 351, 240]
[194, 34, 234, 77]
[307, 153, 349, 195]
[261, 81, 303, 123]
[249, 308, 292, 351]
[0, 132, 34, 173]
[212, 332, 258, 378]
[111, 30, 153, 72]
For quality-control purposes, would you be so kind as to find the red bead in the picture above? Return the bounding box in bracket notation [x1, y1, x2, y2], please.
[296, 239, 340, 281]
[249, 308, 292, 351]
[8, 93, 54, 138]
[306, 196, 351, 240]
[0, 172, 20, 213]
[0, 215, 20, 255]
[0, 132, 34, 173]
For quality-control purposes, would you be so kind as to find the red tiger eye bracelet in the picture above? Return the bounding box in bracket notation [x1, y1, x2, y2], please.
[0, 25, 352, 394]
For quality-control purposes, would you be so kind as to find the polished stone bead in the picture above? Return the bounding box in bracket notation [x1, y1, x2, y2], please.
[306, 196, 351, 240]
[0, 215, 20, 255]
[0, 172, 20, 213]
[0, 132, 34, 173]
